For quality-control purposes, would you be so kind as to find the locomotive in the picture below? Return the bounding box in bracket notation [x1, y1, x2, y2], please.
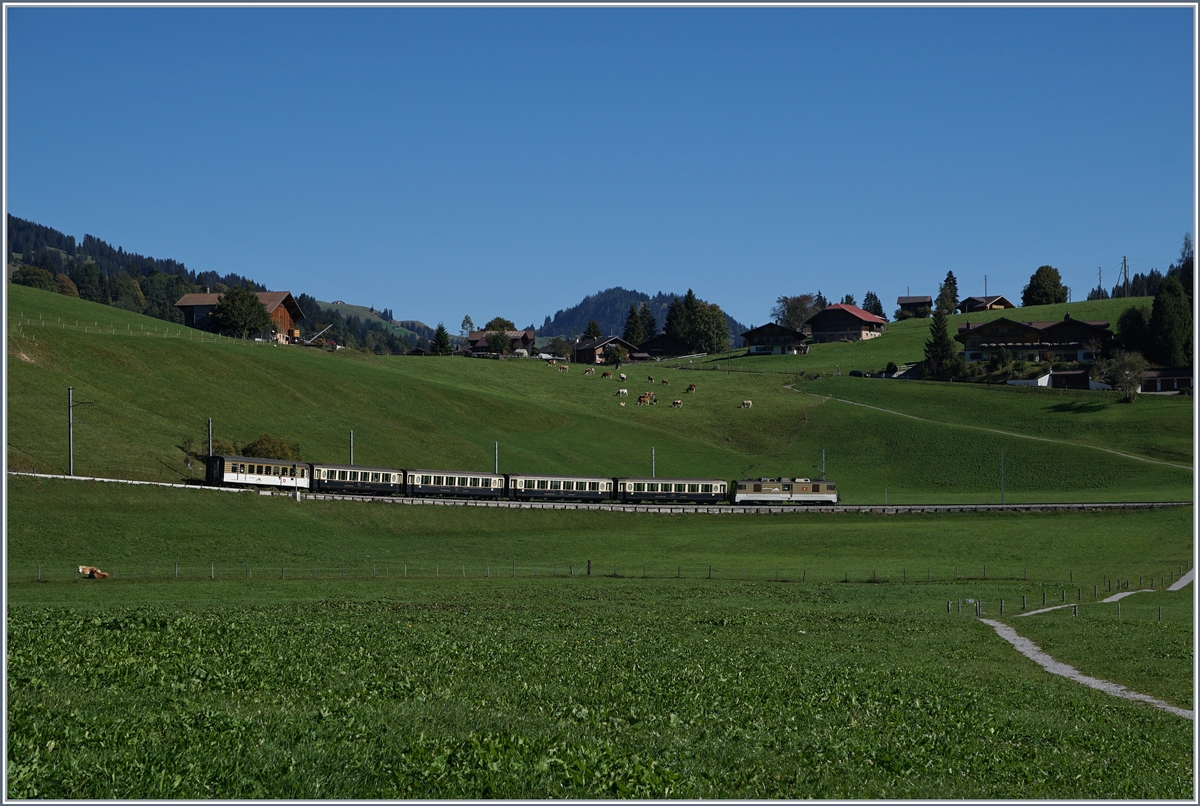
[205, 455, 837, 505]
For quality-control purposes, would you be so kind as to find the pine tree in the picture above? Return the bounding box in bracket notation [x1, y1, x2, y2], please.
[639, 302, 657, 339]
[432, 323, 452, 355]
[583, 319, 603, 339]
[861, 291, 886, 320]
[923, 308, 960, 376]
[622, 304, 646, 345]
[936, 271, 959, 314]
[1148, 276, 1192, 367]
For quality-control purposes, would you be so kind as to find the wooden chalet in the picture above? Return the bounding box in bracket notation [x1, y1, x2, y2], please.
[955, 313, 1111, 363]
[740, 322, 808, 355]
[572, 335, 640, 364]
[896, 296, 932, 316]
[462, 329, 537, 356]
[174, 290, 304, 341]
[958, 295, 1017, 314]
[806, 304, 886, 343]
[638, 333, 692, 359]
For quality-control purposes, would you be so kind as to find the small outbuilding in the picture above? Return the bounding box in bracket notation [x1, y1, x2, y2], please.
[896, 296, 932, 316]
[637, 333, 693, 359]
[571, 335, 640, 364]
[958, 295, 1017, 314]
[740, 322, 808, 355]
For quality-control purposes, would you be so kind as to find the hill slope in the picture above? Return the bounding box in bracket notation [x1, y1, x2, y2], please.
[6, 284, 1192, 503]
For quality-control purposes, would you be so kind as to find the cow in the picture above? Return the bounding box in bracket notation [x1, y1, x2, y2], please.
[557, 364, 569, 372]
[78, 565, 109, 579]
[741, 400, 753, 409]
[616, 388, 628, 396]
[637, 393, 652, 406]
[647, 375, 654, 383]
[672, 399, 683, 408]
[546, 359, 557, 366]
[584, 367, 595, 375]
[618, 401, 626, 407]
[686, 383, 697, 393]
[619, 373, 627, 382]
[601, 371, 613, 379]
[661, 379, 670, 385]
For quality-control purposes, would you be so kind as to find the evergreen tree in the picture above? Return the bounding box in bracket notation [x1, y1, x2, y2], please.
[923, 309, 961, 376]
[1166, 232, 1194, 301]
[814, 290, 828, 309]
[1087, 285, 1110, 300]
[841, 294, 856, 306]
[583, 319, 603, 339]
[69, 262, 109, 304]
[622, 304, 646, 345]
[1148, 276, 1192, 367]
[861, 291, 886, 320]
[1022, 265, 1067, 306]
[639, 302, 657, 340]
[109, 272, 147, 314]
[432, 323, 452, 355]
[935, 271, 959, 314]
[1116, 304, 1151, 355]
[210, 284, 272, 339]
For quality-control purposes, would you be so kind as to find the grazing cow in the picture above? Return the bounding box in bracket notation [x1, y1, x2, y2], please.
[557, 364, 569, 372]
[601, 371, 613, 379]
[741, 400, 753, 409]
[686, 383, 697, 393]
[546, 359, 557, 366]
[584, 368, 595, 375]
[78, 565, 109, 579]
[672, 399, 683, 408]
[647, 375, 654, 383]
[637, 393, 652, 406]
[619, 373, 627, 382]
[616, 388, 628, 396]
[661, 378, 670, 385]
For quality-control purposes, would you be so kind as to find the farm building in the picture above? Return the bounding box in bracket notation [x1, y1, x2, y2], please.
[896, 295, 932, 316]
[956, 313, 1112, 364]
[638, 333, 692, 359]
[958, 295, 1017, 314]
[806, 304, 887, 343]
[571, 335, 640, 364]
[460, 329, 537, 356]
[1140, 367, 1193, 394]
[740, 322, 808, 355]
[174, 291, 304, 340]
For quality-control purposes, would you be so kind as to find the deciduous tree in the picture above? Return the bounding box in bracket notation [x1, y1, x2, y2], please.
[241, 433, 301, 460]
[1021, 265, 1067, 307]
[210, 284, 271, 339]
[460, 315, 475, 336]
[770, 294, 819, 331]
[1102, 350, 1148, 403]
[484, 317, 515, 332]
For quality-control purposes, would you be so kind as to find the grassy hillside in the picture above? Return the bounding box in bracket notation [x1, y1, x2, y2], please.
[7, 284, 1192, 503]
[314, 299, 430, 341]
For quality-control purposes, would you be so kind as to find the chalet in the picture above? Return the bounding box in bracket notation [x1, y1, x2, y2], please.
[638, 333, 692, 359]
[461, 329, 537, 356]
[958, 295, 1017, 314]
[174, 290, 304, 341]
[955, 314, 1111, 363]
[896, 296, 932, 317]
[571, 335, 640, 364]
[740, 322, 808, 355]
[806, 304, 886, 343]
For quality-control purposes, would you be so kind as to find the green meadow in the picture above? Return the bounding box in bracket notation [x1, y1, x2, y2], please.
[6, 284, 1195, 797]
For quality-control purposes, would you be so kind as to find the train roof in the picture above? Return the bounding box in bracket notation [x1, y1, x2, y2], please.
[311, 462, 405, 473]
[617, 477, 727, 484]
[407, 468, 503, 477]
[504, 472, 611, 480]
[212, 454, 307, 464]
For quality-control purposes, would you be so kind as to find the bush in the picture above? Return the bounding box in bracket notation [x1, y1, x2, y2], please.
[54, 273, 80, 298]
[240, 433, 301, 460]
[885, 361, 898, 375]
[11, 265, 55, 291]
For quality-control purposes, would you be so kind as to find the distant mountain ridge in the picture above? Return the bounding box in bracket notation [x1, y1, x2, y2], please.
[537, 287, 747, 345]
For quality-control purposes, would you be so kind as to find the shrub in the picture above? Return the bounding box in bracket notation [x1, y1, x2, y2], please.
[240, 433, 301, 460]
[11, 265, 55, 291]
[885, 361, 898, 375]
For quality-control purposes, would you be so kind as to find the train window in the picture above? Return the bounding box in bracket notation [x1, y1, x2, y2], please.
[457, 477, 467, 486]
[588, 482, 599, 491]
[536, 480, 548, 489]
[688, 484, 699, 493]
[827, 485, 836, 491]
[812, 484, 820, 492]
[433, 476, 444, 485]
[348, 471, 358, 481]
[701, 484, 712, 493]
[550, 480, 561, 490]
[562, 481, 573, 491]
[633, 483, 645, 492]
[618, 483, 626, 492]
[300, 468, 306, 478]
[675, 484, 686, 493]
[782, 484, 791, 492]
[646, 483, 657, 492]
[719, 484, 726, 493]
[338, 470, 348, 481]
[421, 475, 431, 485]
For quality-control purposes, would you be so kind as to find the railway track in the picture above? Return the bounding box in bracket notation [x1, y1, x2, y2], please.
[10, 472, 1191, 515]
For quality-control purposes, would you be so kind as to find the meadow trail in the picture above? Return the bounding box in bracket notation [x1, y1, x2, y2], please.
[979, 618, 1194, 720]
[784, 386, 1194, 472]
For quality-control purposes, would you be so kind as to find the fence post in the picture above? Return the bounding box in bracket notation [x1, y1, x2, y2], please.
[175, 562, 178, 579]
[1022, 594, 1026, 611]
[210, 563, 214, 580]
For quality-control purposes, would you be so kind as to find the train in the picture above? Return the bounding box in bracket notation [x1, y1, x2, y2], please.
[205, 454, 839, 505]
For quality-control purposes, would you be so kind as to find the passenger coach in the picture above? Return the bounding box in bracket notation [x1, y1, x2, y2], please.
[207, 455, 311, 490]
[311, 463, 404, 496]
[407, 469, 505, 499]
[507, 474, 612, 502]
[616, 477, 727, 504]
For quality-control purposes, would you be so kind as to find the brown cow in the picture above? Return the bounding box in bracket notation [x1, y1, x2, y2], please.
[686, 383, 697, 393]
[78, 565, 109, 579]
[637, 393, 652, 406]
[601, 371, 613, 379]
[671, 399, 683, 408]
[661, 378, 669, 385]
[557, 364, 569, 372]
[584, 367, 595, 375]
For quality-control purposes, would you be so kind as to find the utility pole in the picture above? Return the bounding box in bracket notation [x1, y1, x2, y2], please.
[494, 441, 498, 474]
[350, 430, 354, 465]
[1000, 449, 1005, 504]
[208, 418, 213, 458]
[821, 450, 826, 480]
[652, 447, 656, 478]
[1098, 266, 1102, 297]
[68, 387, 74, 476]
[1123, 256, 1129, 299]
[984, 274, 987, 297]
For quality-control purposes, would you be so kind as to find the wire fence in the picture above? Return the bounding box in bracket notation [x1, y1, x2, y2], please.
[16, 559, 1193, 593]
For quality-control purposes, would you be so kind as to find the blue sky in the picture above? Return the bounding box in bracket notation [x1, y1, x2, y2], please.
[5, 5, 1195, 331]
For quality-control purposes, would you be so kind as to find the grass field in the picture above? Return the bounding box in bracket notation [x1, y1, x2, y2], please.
[6, 285, 1194, 797]
[6, 285, 1193, 503]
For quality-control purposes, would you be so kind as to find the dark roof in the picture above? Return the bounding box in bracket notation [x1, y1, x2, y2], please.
[638, 333, 692, 355]
[959, 295, 1017, 309]
[175, 291, 305, 322]
[741, 322, 806, 340]
[809, 303, 887, 326]
[897, 296, 932, 305]
[574, 335, 638, 352]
